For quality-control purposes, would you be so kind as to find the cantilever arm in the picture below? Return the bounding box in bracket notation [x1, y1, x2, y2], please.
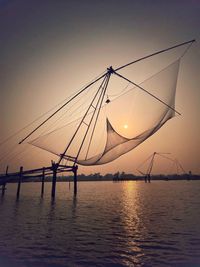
[115, 39, 195, 72]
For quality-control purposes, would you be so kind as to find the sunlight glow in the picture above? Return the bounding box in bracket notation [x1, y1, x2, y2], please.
[124, 124, 128, 129]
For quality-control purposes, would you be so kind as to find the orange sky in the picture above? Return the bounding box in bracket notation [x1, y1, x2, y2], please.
[0, 0, 200, 175]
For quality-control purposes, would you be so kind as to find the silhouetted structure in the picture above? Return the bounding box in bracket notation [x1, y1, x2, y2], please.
[0, 39, 195, 198]
[137, 152, 187, 182]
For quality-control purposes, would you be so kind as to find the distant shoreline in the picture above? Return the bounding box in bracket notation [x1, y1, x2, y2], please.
[2, 173, 200, 184]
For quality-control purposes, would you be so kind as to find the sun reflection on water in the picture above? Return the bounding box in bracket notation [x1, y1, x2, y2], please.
[120, 181, 146, 265]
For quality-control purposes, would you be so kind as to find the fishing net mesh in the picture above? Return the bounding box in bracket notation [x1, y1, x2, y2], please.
[29, 59, 180, 165]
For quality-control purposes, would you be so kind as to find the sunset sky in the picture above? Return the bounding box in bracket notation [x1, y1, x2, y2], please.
[0, 0, 200, 175]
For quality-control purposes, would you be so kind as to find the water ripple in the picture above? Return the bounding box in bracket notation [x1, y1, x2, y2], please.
[0, 181, 200, 267]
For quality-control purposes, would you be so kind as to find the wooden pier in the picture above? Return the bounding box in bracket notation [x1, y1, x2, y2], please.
[0, 163, 78, 198]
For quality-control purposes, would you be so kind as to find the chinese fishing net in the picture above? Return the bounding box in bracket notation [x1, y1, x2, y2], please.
[29, 56, 180, 166]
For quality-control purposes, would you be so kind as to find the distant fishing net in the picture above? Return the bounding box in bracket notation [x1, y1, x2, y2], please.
[29, 59, 180, 165]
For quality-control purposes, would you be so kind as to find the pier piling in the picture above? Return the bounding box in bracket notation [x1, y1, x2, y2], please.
[16, 166, 23, 198]
[73, 165, 78, 195]
[1, 165, 8, 196]
[51, 162, 58, 198]
[41, 167, 45, 197]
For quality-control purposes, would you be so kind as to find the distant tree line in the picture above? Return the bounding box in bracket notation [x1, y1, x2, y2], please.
[2, 171, 200, 183]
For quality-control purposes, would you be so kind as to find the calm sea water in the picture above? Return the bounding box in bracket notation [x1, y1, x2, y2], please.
[0, 180, 200, 267]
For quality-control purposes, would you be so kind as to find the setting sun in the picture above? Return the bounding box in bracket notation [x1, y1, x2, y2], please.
[124, 124, 128, 129]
